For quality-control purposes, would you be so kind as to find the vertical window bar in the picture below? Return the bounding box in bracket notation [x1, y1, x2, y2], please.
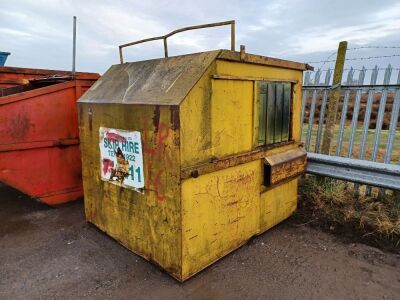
[274, 83, 283, 143]
[282, 83, 291, 142]
[258, 81, 267, 145]
[266, 83, 276, 145]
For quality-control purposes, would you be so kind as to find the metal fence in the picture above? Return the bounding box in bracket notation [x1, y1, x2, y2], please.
[302, 64, 400, 194]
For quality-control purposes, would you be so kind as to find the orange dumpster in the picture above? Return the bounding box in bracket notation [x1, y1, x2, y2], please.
[0, 66, 99, 205]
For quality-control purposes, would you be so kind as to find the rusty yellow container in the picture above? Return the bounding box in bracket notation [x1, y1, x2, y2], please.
[78, 49, 309, 281]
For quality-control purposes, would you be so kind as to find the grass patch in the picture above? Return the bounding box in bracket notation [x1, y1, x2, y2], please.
[295, 175, 400, 253]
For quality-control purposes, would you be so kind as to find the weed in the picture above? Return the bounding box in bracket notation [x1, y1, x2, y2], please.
[296, 175, 400, 252]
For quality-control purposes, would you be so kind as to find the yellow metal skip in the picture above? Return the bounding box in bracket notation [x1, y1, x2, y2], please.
[78, 50, 309, 282]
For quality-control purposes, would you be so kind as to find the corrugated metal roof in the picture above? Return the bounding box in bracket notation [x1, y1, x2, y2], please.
[79, 50, 220, 105]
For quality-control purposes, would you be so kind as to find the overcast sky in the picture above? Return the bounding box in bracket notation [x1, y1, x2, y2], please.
[1, 0, 400, 76]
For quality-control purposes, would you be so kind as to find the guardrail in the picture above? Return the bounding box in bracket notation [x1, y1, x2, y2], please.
[307, 153, 400, 191]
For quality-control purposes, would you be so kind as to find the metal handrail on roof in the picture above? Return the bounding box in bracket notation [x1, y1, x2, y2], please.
[118, 20, 235, 63]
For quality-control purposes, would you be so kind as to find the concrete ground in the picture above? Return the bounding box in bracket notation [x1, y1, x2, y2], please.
[0, 184, 399, 300]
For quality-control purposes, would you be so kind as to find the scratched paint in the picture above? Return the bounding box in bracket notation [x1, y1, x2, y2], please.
[9, 111, 30, 139]
[142, 118, 174, 202]
[260, 178, 298, 233]
[79, 103, 182, 279]
[181, 160, 261, 279]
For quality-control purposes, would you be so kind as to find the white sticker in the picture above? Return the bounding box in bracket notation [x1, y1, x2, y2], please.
[99, 127, 144, 191]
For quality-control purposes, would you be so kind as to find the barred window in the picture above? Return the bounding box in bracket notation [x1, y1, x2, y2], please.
[258, 81, 292, 146]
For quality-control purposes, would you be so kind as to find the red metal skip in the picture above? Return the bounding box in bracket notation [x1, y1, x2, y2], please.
[0, 66, 99, 205]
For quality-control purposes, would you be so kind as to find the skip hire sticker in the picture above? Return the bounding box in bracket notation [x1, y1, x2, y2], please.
[99, 127, 144, 191]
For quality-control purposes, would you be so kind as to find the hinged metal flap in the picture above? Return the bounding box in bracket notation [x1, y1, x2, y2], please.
[264, 147, 307, 186]
[265, 147, 306, 166]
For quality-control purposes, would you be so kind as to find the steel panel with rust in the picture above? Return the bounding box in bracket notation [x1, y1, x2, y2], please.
[178, 55, 305, 280]
[181, 160, 261, 279]
[0, 75, 99, 205]
[79, 51, 220, 105]
[264, 148, 307, 186]
[78, 50, 306, 281]
[0, 66, 98, 89]
[259, 178, 299, 233]
[78, 103, 182, 279]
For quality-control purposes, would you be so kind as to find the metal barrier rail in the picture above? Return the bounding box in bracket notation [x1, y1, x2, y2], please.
[118, 20, 235, 63]
[307, 153, 400, 191]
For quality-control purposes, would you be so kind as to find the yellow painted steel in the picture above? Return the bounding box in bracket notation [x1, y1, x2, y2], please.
[78, 104, 182, 279]
[78, 50, 307, 281]
[211, 79, 254, 158]
[180, 61, 216, 167]
[181, 160, 261, 279]
[260, 178, 298, 233]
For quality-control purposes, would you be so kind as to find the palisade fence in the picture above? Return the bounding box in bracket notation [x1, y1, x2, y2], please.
[302, 63, 400, 197]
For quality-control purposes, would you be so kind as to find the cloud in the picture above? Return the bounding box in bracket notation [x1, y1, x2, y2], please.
[0, 0, 399, 73]
[282, 3, 400, 55]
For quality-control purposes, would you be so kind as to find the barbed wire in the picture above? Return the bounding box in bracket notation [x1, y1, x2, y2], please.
[316, 51, 337, 69]
[306, 54, 336, 64]
[305, 67, 400, 72]
[306, 45, 400, 64]
[347, 46, 400, 50]
[307, 54, 400, 64]
[347, 54, 400, 61]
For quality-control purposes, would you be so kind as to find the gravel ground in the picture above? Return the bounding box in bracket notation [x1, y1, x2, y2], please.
[0, 184, 399, 300]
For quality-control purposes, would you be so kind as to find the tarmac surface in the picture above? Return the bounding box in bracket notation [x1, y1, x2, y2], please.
[1, 184, 399, 300]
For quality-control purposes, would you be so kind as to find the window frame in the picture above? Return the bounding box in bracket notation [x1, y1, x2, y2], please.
[256, 80, 294, 148]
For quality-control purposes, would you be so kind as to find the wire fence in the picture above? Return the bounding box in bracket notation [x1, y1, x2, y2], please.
[302, 57, 400, 196]
[306, 45, 400, 64]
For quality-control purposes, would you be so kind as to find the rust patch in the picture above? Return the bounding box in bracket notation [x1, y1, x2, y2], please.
[180, 142, 303, 180]
[173, 135, 180, 147]
[228, 218, 240, 224]
[170, 105, 180, 130]
[264, 148, 307, 186]
[152, 105, 160, 133]
[88, 108, 93, 131]
[190, 170, 199, 178]
[226, 173, 253, 185]
[11, 112, 30, 138]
